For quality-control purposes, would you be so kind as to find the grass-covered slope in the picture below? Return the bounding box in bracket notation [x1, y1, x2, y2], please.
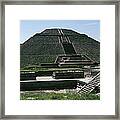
[20, 91, 100, 100]
[20, 28, 100, 68]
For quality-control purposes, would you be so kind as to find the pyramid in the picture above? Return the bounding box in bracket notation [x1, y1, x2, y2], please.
[20, 28, 100, 68]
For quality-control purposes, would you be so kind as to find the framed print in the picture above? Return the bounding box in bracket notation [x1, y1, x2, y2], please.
[0, 0, 120, 119]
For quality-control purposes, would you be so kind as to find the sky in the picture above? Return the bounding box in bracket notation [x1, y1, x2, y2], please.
[20, 20, 100, 43]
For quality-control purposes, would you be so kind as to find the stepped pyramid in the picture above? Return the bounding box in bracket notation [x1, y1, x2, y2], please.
[20, 28, 100, 68]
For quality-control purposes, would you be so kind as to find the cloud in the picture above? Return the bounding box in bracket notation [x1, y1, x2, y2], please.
[82, 22, 99, 26]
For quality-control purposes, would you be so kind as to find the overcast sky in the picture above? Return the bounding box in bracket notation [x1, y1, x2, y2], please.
[20, 20, 100, 43]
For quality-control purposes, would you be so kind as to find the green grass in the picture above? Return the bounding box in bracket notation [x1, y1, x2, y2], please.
[20, 66, 83, 73]
[20, 91, 100, 100]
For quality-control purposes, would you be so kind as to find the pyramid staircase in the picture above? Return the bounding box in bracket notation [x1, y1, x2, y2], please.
[57, 29, 77, 55]
[78, 72, 100, 94]
[62, 43, 76, 54]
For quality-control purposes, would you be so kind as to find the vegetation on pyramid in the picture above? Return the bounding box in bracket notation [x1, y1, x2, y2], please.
[20, 28, 100, 68]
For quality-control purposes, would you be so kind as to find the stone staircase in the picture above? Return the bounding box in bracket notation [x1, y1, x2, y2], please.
[78, 72, 100, 94]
